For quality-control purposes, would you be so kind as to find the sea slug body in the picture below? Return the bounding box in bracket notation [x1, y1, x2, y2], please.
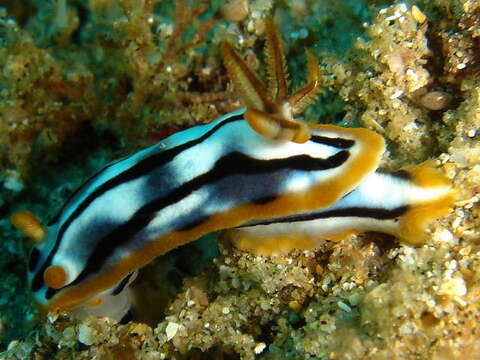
[13, 108, 453, 319]
[11, 17, 455, 320]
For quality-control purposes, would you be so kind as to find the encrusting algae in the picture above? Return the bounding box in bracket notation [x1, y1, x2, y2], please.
[1, 1, 480, 359]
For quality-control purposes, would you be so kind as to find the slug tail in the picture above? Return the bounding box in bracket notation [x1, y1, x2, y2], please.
[395, 161, 456, 245]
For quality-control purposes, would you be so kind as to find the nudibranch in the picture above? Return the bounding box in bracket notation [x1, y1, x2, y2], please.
[11, 18, 454, 321]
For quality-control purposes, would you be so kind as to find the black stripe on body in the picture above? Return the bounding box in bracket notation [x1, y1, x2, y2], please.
[47, 156, 129, 226]
[251, 195, 278, 205]
[388, 169, 412, 181]
[44, 150, 350, 298]
[33, 115, 243, 292]
[237, 205, 409, 227]
[29, 248, 41, 271]
[310, 136, 355, 149]
[111, 272, 134, 296]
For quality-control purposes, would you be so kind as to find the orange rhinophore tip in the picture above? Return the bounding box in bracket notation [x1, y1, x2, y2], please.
[44, 265, 68, 289]
[10, 210, 46, 243]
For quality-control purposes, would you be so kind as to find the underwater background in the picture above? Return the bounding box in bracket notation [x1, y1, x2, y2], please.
[0, 0, 479, 359]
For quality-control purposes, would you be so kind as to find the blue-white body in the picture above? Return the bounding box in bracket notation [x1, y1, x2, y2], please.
[23, 109, 452, 319]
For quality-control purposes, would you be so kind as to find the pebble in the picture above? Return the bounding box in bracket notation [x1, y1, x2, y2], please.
[165, 322, 179, 341]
